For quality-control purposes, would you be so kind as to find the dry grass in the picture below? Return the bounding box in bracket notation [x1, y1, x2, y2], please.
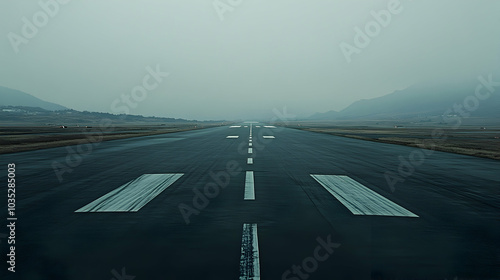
[297, 127, 500, 160]
[0, 124, 223, 154]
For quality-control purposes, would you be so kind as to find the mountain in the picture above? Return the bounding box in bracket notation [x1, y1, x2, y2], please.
[0, 86, 204, 124]
[0, 106, 198, 125]
[0, 86, 68, 111]
[310, 81, 500, 120]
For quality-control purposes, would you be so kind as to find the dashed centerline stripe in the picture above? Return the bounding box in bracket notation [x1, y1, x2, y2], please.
[310, 175, 418, 217]
[249, 143, 252, 147]
[248, 148, 253, 154]
[230, 126, 241, 128]
[226, 136, 239, 139]
[263, 136, 275, 139]
[244, 171, 255, 200]
[247, 158, 253, 165]
[75, 174, 183, 212]
[239, 223, 260, 280]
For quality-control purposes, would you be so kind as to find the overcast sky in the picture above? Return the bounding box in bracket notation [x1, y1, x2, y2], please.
[1, 0, 499, 120]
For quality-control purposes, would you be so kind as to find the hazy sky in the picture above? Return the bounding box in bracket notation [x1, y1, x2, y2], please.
[1, 0, 499, 120]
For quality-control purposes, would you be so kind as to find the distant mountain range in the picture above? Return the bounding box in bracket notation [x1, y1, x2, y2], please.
[309, 81, 500, 120]
[0, 86, 197, 124]
[0, 106, 196, 125]
[0, 86, 68, 111]
[2, 82, 498, 124]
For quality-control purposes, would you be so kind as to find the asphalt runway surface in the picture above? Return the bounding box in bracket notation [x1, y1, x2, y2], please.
[1, 124, 499, 280]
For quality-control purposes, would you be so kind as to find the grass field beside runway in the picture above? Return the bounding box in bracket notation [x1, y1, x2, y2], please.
[286, 124, 500, 160]
[0, 123, 225, 154]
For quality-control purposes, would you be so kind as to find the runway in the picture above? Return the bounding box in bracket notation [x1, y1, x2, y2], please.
[1, 123, 499, 279]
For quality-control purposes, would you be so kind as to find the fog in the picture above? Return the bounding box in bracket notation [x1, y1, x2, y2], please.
[1, 0, 499, 120]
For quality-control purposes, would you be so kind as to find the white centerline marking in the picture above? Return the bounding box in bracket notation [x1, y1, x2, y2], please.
[255, 126, 261, 127]
[249, 143, 252, 147]
[263, 125, 276, 128]
[244, 171, 255, 200]
[263, 136, 275, 139]
[240, 223, 260, 280]
[226, 136, 239, 139]
[244, 126, 248, 127]
[248, 148, 253, 154]
[230, 126, 242, 128]
[310, 175, 418, 217]
[247, 158, 253, 165]
[76, 174, 183, 212]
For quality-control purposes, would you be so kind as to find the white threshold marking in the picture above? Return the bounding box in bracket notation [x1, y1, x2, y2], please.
[263, 125, 276, 128]
[227, 136, 239, 139]
[263, 136, 275, 139]
[76, 174, 183, 212]
[230, 126, 242, 128]
[248, 148, 253, 154]
[247, 158, 253, 165]
[240, 223, 260, 280]
[310, 175, 418, 217]
[244, 171, 255, 200]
